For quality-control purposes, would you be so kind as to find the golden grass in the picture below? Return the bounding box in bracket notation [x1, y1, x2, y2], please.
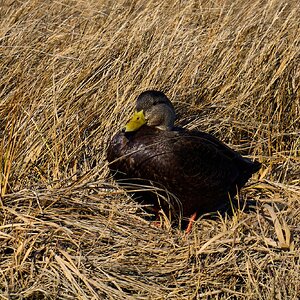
[0, 0, 299, 298]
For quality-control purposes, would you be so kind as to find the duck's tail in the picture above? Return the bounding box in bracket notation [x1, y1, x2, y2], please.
[236, 158, 261, 189]
[248, 160, 261, 174]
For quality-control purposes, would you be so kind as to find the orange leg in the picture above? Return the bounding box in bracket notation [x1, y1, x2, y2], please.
[150, 208, 163, 228]
[185, 212, 197, 234]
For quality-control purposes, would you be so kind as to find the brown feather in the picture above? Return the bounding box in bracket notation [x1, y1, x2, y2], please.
[107, 125, 261, 220]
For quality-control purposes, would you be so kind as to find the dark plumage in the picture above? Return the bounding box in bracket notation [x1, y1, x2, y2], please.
[107, 90, 261, 229]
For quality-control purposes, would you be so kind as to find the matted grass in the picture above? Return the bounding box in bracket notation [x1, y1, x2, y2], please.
[0, 0, 299, 299]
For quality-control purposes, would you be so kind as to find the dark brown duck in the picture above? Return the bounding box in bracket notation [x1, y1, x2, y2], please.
[107, 90, 261, 231]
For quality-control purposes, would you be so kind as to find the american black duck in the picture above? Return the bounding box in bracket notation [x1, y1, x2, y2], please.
[107, 90, 261, 232]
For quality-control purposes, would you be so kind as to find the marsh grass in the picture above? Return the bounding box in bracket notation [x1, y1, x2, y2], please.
[0, 0, 299, 299]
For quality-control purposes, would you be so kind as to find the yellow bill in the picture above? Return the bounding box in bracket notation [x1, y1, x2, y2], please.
[125, 110, 146, 132]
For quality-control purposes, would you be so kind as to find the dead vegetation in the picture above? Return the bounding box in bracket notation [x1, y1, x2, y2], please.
[0, 0, 299, 299]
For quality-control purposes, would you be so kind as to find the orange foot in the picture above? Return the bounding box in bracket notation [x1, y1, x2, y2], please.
[151, 220, 163, 228]
[150, 209, 165, 229]
[185, 212, 197, 234]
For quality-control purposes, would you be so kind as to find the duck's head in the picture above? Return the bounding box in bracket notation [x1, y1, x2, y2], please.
[125, 90, 176, 132]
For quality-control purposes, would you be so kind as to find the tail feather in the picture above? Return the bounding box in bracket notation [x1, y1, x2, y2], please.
[251, 160, 262, 174]
[236, 158, 261, 189]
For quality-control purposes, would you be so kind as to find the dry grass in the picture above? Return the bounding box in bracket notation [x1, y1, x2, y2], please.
[0, 0, 299, 299]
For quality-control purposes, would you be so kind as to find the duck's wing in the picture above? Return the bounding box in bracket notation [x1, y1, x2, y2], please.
[172, 133, 240, 190]
[187, 130, 261, 180]
[136, 132, 243, 215]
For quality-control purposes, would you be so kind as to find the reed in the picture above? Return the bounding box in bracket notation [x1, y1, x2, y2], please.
[0, 0, 299, 298]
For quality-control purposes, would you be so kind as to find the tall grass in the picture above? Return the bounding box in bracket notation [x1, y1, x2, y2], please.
[0, 0, 299, 299]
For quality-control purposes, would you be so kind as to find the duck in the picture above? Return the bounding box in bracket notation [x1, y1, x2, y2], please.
[107, 90, 261, 232]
